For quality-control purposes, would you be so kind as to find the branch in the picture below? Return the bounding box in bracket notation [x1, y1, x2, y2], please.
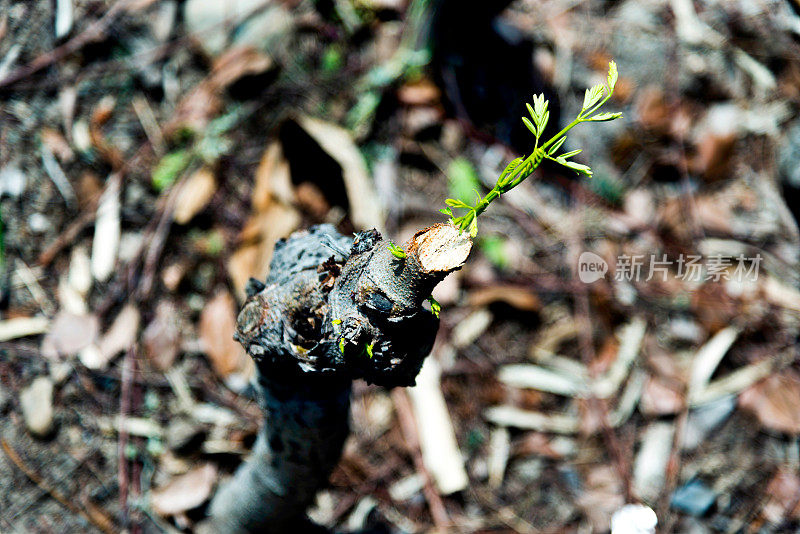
[206, 223, 471, 532]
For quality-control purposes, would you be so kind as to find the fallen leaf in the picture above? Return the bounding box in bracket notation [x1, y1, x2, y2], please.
[173, 167, 217, 224]
[150, 463, 217, 516]
[143, 301, 182, 371]
[467, 285, 540, 312]
[739, 371, 800, 434]
[295, 115, 383, 230]
[199, 290, 251, 383]
[227, 203, 300, 300]
[41, 311, 99, 360]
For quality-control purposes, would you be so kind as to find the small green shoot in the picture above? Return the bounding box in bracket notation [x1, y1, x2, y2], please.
[387, 241, 406, 259]
[339, 337, 345, 354]
[332, 318, 342, 325]
[365, 343, 374, 359]
[426, 295, 441, 318]
[443, 61, 622, 234]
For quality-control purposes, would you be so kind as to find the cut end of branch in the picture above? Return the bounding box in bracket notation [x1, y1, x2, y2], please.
[412, 223, 472, 274]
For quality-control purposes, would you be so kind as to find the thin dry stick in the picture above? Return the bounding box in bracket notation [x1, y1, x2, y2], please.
[1, 439, 117, 534]
[118, 345, 136, 528]
[391, 388, 451, 531]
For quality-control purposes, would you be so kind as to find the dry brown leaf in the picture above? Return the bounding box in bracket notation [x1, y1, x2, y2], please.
[173, 167, 217, 224]
[41, 311, 99, 360]
[150, 463, 217, 517]
[740, 370, 800, 434]
[467, 285, 540, 312]
[199, 290, 250, 381]
[295, 115, 383, 230]
[227, 204, 300, 300]
[142, 301, 182, 371]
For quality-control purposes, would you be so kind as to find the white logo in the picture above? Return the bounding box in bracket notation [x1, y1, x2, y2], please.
[578, 251, 608, 283]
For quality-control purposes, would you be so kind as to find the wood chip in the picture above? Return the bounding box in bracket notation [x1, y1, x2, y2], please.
[687, 325, 739, 403]
[406, 358, 468, 495]
[91, 175, 121, 282]
[0, 316, 49, 341]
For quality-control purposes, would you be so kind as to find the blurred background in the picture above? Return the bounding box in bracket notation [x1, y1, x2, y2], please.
[1, 0, 799, 532]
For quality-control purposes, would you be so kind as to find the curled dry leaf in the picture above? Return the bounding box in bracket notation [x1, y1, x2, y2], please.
[199, 290, 252, 387]
[150, 463, 218, 517]
[739, 370, 800, 434]
[173, 167, 217, 224]
[295, 115, 384, 230]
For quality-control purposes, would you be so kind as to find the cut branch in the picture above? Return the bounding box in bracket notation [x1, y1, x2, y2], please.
[207, 223, 471, 532]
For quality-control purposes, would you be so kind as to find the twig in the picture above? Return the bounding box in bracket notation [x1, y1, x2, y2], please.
[391, 388, 451, 531]
[118, 345, 136, 527]
[1, 439, 117, 534]
[0, 0, 133, 89]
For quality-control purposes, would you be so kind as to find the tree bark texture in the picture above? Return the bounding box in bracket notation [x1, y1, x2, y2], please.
[207, 223, 471, 532]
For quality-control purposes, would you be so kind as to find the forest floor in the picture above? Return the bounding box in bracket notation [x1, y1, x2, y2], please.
[2, 0, 800, 532]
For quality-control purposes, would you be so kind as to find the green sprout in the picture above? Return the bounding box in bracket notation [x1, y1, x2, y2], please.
[365, 343, 374, 359]
[332, 318, 342, 325]
[442, 61, 622, 235]
[339, 337, 346, 354]
[426, 296, 441, 319]
[387, 241, 406, 259]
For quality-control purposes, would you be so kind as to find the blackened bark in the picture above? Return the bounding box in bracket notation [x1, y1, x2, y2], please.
[207, 223, 471, 532]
